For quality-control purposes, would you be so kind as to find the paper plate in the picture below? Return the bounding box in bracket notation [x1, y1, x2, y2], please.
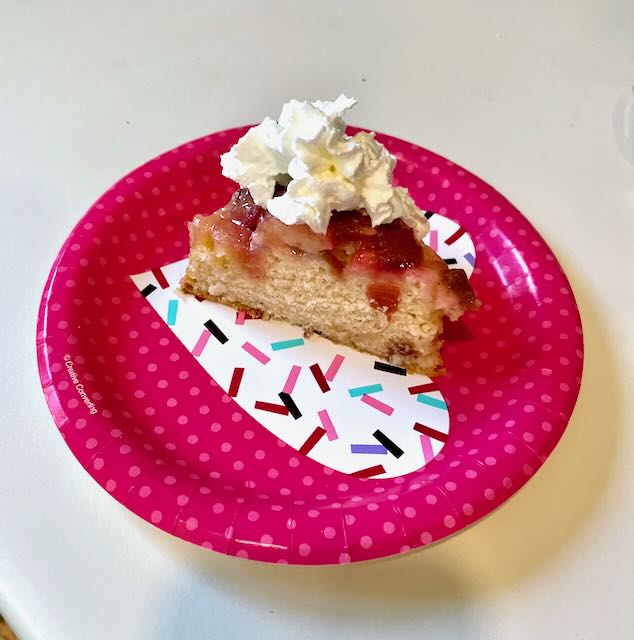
[36, 126, 583, 564]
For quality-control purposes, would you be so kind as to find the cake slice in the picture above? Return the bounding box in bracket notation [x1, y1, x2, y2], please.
[182, 96, 478, 375]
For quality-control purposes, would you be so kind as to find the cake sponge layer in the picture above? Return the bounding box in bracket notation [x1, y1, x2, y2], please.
[182, 243, 451, 375]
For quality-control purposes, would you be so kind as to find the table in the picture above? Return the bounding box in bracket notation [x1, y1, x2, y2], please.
[1, 1, 633, 638]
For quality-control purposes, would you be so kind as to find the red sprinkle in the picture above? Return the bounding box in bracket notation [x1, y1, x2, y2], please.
[298, 427, 327, 456]
[309, 364, 330, 393]
[228, 367, 244, 397]
[254, 401, 289, 416]
[351, 464, 386, 478]
[413, 422, 448, 443]
[408, 382, 437, 395]
[445, 226, 467, 246]
[151, 267, 169, 289]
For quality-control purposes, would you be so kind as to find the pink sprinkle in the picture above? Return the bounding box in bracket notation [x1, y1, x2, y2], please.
[420, 434, 435, 464]
[191, 329, 211, 357]
[241, 341, 270, 364]
[235, 310, 246, 325]
[361, 394, 394, 416]
[428, 229, 438, 251]
[282, 365, 302, 394]
[318, 409, 338, 441]
[324, 354, 345, 382]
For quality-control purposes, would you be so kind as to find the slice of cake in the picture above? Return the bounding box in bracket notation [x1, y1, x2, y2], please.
[182, 96, 478, 375]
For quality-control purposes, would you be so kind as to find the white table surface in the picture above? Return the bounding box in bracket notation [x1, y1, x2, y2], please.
[1, 1, 633, 638]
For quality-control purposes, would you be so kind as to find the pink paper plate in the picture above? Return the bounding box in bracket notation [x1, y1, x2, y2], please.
[37, 126, 583, 564]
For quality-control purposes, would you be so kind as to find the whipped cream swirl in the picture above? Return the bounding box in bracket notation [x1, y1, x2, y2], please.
[220, 95, 429, 237]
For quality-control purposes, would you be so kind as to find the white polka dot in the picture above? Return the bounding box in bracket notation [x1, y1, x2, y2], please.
[360, 535, 373, 549]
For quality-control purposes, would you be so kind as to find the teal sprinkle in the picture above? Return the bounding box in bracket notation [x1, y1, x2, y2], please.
[166, 299, 179, 326]
[416, 394, 448, 410]
[270, 338, 305, 351]
[348, 384, 384, 397]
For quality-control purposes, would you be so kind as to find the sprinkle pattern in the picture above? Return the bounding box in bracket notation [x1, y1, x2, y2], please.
[278, 392, 301, 419]
[361, 394, 395, 416]
[204, 319, 228, 344]
[191, 329, 211, 357]
[271, 338, 305, 351]
[309, 363, 330, 393]
[299, 427, 327, 455]
[140, 284, 156, 298]
[416, 395, 448, 410]
[374, 362, 407, 376]
[36, 125, 583, 567]
[352, 464, 386, 478]
[166, 299, 179, 326]
[228, 367, 244, 397]
[151, 267, 169, 289]
[317, 409, 339, 442]
[242, 341, 270, 364]
[413, 422, 449, 443]
[324, 354, 345, 381]
[351, 444, 388, 455]
[348, 384, 383, 397]
[282, 365, 302, 394]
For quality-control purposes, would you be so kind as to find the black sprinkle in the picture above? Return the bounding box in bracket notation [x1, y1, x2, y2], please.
[443, 258, 458, 265]
[140, 284, 157, 297]
[373, 430, 404, 458]
[424, 211, 435, 219]
[204, 319, 228, 344]
[278, 392, 302, 419]
[373, 361, 407, 376]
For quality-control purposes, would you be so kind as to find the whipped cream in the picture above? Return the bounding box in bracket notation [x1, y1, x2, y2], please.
[220, 96, 429, 237]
